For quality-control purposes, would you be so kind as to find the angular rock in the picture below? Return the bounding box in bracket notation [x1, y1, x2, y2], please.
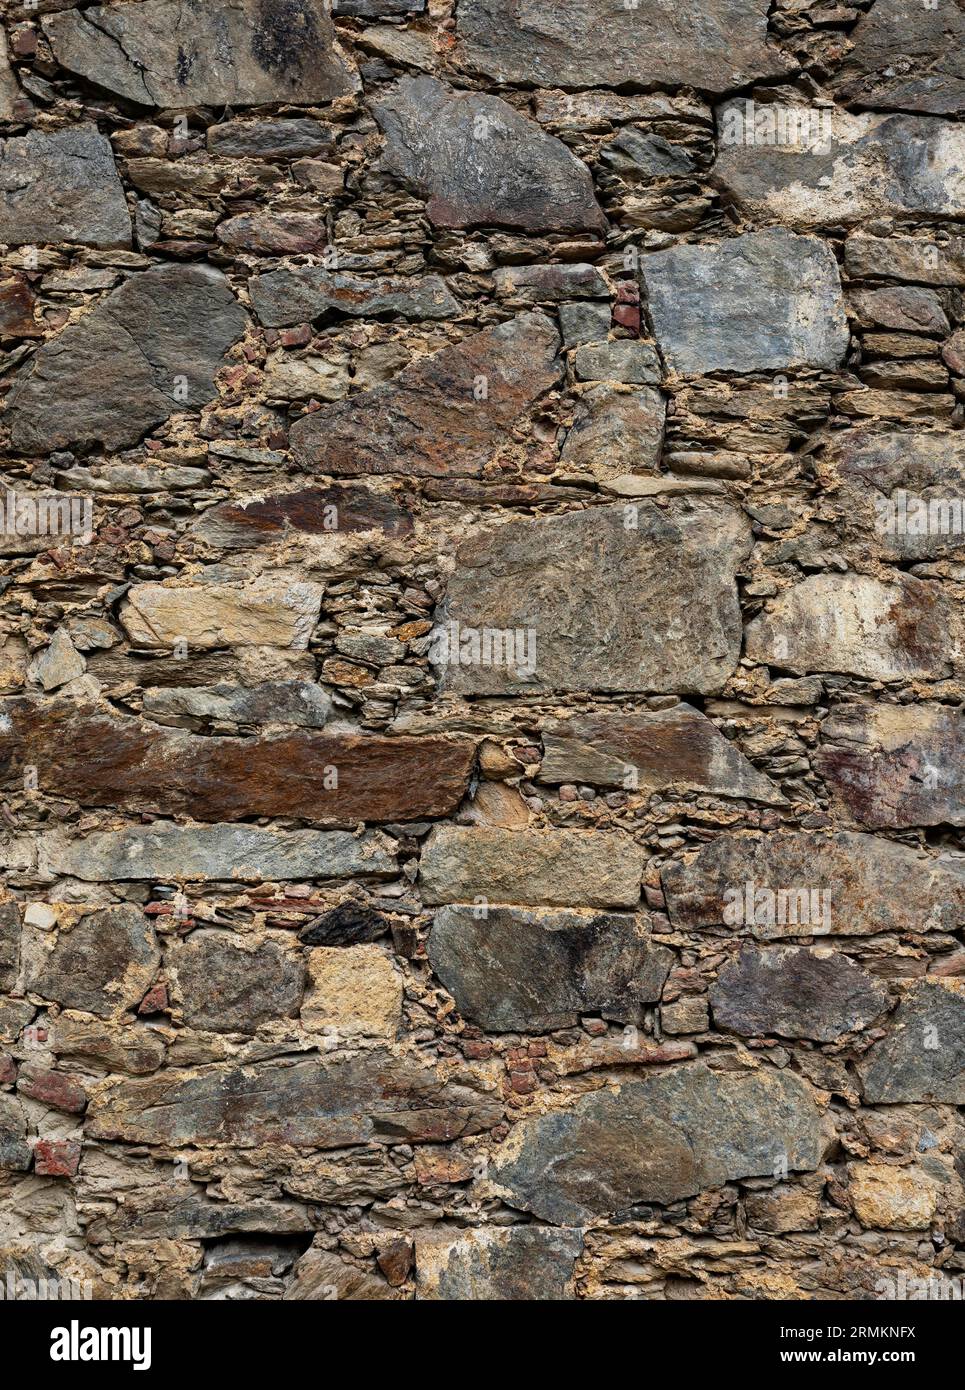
[0, 274, 40, 340]
[416, 1227, 583, 1300]
[250, 269, 459, 326]
[51, 1016, 166, 1076]
[848, 1162, 939, 1230]
[641, 230, 849, 374]
[27, 629, 85, 693]
[435, 500, 750, 695]
[40, 824, 395, 883]
[290, 311, 560, 476]
[27, 906, 160, 1020]
[87, 1050, 503, 1148]
[207, 118, 336, 159]
[420, 827, 643, 910]
[844, 235, 965, 286]
[43, 0, 358, 107]
[142, 680, 332, 729]
[193, 484, 414, 549]
[0, 700, 476, 827]
[169, 932, 304, 1034]
[814, 702, 965, 829]
[302, 944, 402, 1038]
[0, 901, 19, 993]
[829, 0, 965, 115]
[860, 983, 965, 1103]
[710, 945, 888, 1042]
[120, 578, 323, 651]
[0, 32, 19, 122]
[298, 903, 391, 947]
[428, 906, 672, 1031]
[661, 830, 965, 936]
[713, 106, 965, 224]
[539, 705, 782, 803]
[216, 212, 327, 255]
[572, 341, 662, 385]
[285, 1247, 402, 1301]
[850, 286, 950, 334]
[493, 263, 608, 304]
[745, 572, 962, 681]
[491, 1063, 822, 1223]
[0, 126, 130, 249]
[374, 77, 604, 233]
[6, 264, 247, 454]
[456, 0, 790, 94]
[559, 385, 665, 479]
[0, 1094, 30, 1172]
[16, 1063, 87, 1115]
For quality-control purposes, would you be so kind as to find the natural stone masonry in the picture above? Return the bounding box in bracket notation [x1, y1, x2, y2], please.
[2, 0, 964, 1308]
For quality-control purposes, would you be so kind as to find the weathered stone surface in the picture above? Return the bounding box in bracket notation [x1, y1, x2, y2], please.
[39, 825, 394, 882]
[416, 1226, 583, 1300]
[0, 126, 130, 249]
[710, 946, 888, 1042]
[428, 906, 671, 1031]
[216, 211, 328, 255]
[17, 1063, 87, 1114]
[87, 1051, 503, 1148]
[27, 906, 160, 1020]
[435, 501, 750, 695]
[0, 901, 18, 993]
[6, 264, 247, 454]
[0, 274, 40, 340]
[491, 1063, 822, 1223]
[0, 1094, 30, 1172]
[421, 826, 643, 909]
[829, 0, 965, 115]
[712, 106, 965, 225]
[250, 270, 459, 326]
[661, 831, 965, 937]
[302, 945, 403, 1038]
[851, 286, 950, 335]
[207, 118, 335, 159]
[572, 341, 662, 385]
[860, 983, 965, 1103]
[559, 385, 665, 479]
[120, 578, 323, 651]
[169, 932, 304, 1034]
[844, 235, 965, 286]
[143, 680, 332, 729]
[848, 1162, 939, 1231]
[493, 263, 608, 304]
[745, 572, 962, 681]
[290, 312, 560, 476]
[0, 700, 476, 826]
[374, 77, 603, 233]
[0, 31, 18, 122]
[285, 1246, 403, 1301]
[298, 903, 391, 946]
[539, 705, 782, 803]
[641, 230, 849, 375]
[193, 484, 414, 549]
[814, 703, 965, 829]
[456, 0, 790, 94]
[51, 1016, 167, 1076]
[43, 0, 358, 107]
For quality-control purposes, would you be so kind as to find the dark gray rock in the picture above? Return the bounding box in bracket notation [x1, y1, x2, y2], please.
[168, 931, 305, 1034]
[374, 76, 604, 233]
[571, 341, 662, 385]
[0, 126, 130, 249]
[6, 264, 247, 454]
[711, 946, 888, 1042]
[601, 127, 696, 178]
[493, 263, 609, 303]
[428, 906, 672, 1031]
[860, 983, 965, 1103]
[207, 118, 336, 158]
[844, 235, 965, 286]
[250, 269, 459, 327]
[416, 1226, 583, 1300]
[559, 385, 665, 478]
[641, 229, 849, 374]
[27, 906, 160, 1019]
[829, 0, 965, 115]
[43, 0, 358, 107]
[298, 903, 392, 947]
[456, 0, 791, 94]
[0, 1094, 30, 1172]
[491, 1063, 822, 1222]
[0, 901, 19, 993]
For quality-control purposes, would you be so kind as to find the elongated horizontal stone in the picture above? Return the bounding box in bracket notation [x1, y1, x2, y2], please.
[0, 701, 476, 826]
[27, 906, 160, 1020]
[43, 0, 358, 107]
[815, 702, 965, 829]
[290, 312, 560, 476]
[428, 907, 672, 1031]
[860, 983, 965, 1103]
[641, 230, 849, 375]
[120, 579, 323, 651]
[87, 1051, 503, 1148]
[250, 270, 459, 326]
[168, 932, 305, 1034]
[539, 705, 782, 803]
[456, 0, 790, 94]
[436, 501, 750, 695]
[193, 484, 414, 550]
[51, 1016, 166, 1076]
[39, 824, 396, 882]
[416, 1227, 583, 1301]
[661, 831, 965, 936]
[712, 107, 965, 224]
[745, 572, 962, 681]
[142, 680, 332, 729]
[491, 1063, 822, 1223]
[829, 0, 965, 115]
[420, 827, 643, 909]
[207, 118, 336, 158]
[6, 264, 247, 454]
[375, 77, 603, 233]
[711, 946, 888, 1042]
[844, 235, 965, 286]
[0, 126, 130, 249]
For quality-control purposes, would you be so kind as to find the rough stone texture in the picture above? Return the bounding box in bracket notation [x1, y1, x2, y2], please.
[27, 906, 160, 1020]
[641, 231, 849, 374]
[491, 1064, 822, 1223]
[120, 578, 324, 650]
[848, 1163, 940, 1231]
[0, 126, 130, 249]
[0, 902, 18, 992]
[860, 984, 965, 1104]
[829, 0, 965, 115]
[250, 270, 459, 326]
[302, 944, 403, 1037]
[416, 1227, 583, 1300]
[169, 932, 304, 1034]
[428, 907, 671, 1031]
[710, 946, 888, 1042]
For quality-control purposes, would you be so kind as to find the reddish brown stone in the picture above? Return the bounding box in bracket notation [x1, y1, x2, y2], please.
[376, 1238, 414, 1287]
[0, 700, 476, 826]
[0, 1054, 16, 1085]
[137, 984, 169, 1016]
[194, 483, 414, 549]
[0, 274, 41, 339]
[32, 1139, 82, 1178]
[17, 1064, 87, 1114]
[216, 212, 328, 254]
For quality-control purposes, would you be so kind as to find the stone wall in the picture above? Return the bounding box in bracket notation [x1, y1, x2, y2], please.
[0, 0, 963, 1302]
